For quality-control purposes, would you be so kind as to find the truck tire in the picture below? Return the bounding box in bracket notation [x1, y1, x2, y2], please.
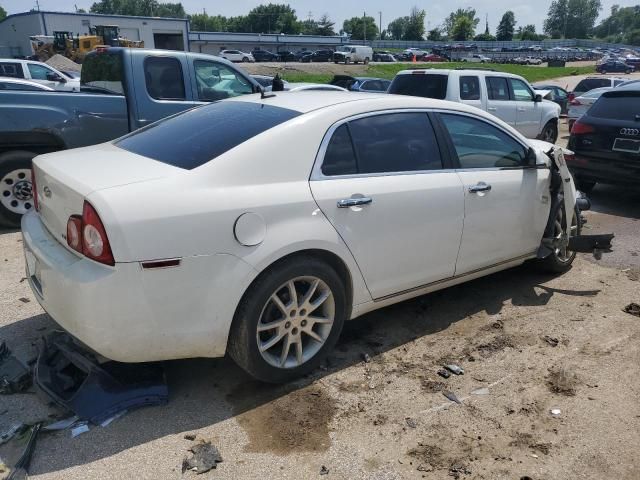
[364, 57, 370, 64]
[0, 151, 37, 229]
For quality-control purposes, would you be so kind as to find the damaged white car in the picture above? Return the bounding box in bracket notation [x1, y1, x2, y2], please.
[21, 92, 611, 383]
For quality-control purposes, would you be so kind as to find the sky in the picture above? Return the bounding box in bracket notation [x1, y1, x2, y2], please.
[3, 0, 638, 35]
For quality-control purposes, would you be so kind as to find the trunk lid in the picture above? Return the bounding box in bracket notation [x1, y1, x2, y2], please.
[33, 143, 183, 247]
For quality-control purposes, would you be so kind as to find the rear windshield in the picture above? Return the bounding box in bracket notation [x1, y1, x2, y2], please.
[81, 52, 125, 95]
[388, 74, 448, 99]
[116, 101, 301, 169]
[574, 78, 610, 93]
[588, 91, 640, 121]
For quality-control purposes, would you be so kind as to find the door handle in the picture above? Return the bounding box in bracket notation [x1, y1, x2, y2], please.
[337, 197, 373, 208]
[487, 107, 497, 111]
[517, 107, 526, 112]
[468, 182, 492, 193]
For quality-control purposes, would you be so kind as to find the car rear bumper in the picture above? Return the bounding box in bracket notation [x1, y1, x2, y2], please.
[21, 212, 257, 362]
[567, 154, 640, 185]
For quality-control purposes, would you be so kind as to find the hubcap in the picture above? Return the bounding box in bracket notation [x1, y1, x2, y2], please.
[256, 276, 335, 369]
[1, 169, 33, 215]
[554, 208, 578, 263]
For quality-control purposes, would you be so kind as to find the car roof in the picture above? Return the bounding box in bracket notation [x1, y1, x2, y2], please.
[395, 68, 523, 79]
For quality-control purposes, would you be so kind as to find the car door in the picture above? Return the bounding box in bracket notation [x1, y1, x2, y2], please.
[437, 112, 550, 275]
[485, 76, 517, 129]
[26, 63, 58, 89]
[509, 78, 541, 138]
[310, 111, 465, 299]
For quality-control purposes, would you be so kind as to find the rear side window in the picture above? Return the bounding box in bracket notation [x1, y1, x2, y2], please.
[388, 74, 448, 100]
[589, 91, 640, 121]
[0, 63, 24, 78]
[459, 76, 480, 100]
[322, 124, 357, 176]
[486, 77, 510, 100]
[144, 57, 186, 100]
[575, 78, 610, 92]
[116, 102, 300, 170]
[81, 52, 125, 95]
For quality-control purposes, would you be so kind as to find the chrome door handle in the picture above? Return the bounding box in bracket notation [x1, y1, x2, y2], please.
[487, 107, 497, 111]
[337, 197, 373, 208]
[517, 107, 526, 112]
[468, 182, 492, 193]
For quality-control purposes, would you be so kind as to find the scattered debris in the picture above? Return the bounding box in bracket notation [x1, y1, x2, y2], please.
[448, 463, 471, 478]
[422, 379, 446, 392]
[71, 421, 90, 438]
[35, 332, 168, 424]
[362, 353, 371, 363]
[184, 433, 197, 441]
[0, 423, 23, 445]
[550, 408, 562, 416]
[542, 336, 559, 347]
[530, 443, 551, 455]
[0, 423, 41, 479]
[437, 369, 451, 379]
[319, 465, 329, 475]
[442, 390, 462, 404]
[405, 417, 418, 428]
[492, 319, 504, 330]
[444, 364, 464, 375]
[17, 297, 30, 303]
[100, 409, 128, 427]
[373, 414, 388, 426]
[623, 303, 640, 317]
[417, 463, 434, 472]
[547, 367, 577, 396]
[0, 342, 32, 394]
[181, 441, 222, 474]
[470, 387, 490, 396]
[43, 416, 79, 432]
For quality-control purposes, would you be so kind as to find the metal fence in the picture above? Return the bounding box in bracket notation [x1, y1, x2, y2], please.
[349, 38, 638, 51]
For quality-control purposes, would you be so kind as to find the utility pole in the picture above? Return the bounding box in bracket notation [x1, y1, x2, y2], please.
[363, 11, 366, 42]
[379, 11, 382, 40]
[35, 0, 40, 11]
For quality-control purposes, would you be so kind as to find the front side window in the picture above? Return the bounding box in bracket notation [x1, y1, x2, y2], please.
[27, 63, 54, 80]
[509, 78, 534, 101]
[459, 76, 480, 100]
[439, 113, 528, 169]
[486, 77, 510, 100]
[194, 60, 253, 101]
[144, 57, 186, 100]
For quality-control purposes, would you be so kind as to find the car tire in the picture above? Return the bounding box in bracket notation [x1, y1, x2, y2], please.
[364, 57, 370, 64]
[575, 179, 596, 193]
[601, 69, 606, 74]
[626, 69, 632, 74]
[539, 121, 559, 143]
[242, 57, 249, 63]
[227, 256, 347, 383]
[538, 204, 581, 274]
[0, 150, 37, 229]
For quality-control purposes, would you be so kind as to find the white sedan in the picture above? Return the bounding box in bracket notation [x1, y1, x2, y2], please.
[23, 92, 581, 383]
[219, 49, 255, 63]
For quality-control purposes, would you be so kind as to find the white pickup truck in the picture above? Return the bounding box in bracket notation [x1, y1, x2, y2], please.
[0, 59, 80, 91]
[388, 68, 561, 142]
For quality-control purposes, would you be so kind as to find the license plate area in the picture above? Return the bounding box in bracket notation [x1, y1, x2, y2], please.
[612, 137, 640, 153]
[24, 247, 43, 297]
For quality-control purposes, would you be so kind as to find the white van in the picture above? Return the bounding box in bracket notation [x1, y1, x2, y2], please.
[333, 45, 374, 65]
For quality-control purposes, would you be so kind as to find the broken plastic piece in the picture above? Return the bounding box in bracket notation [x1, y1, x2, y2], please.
[470, 387, 489, 395]
[437, 369, 451, 379]
[71, 421, 90, 438]
[445, 364, 464, 375]
[0, 342, 32, 394]
[43, 415, 79, 431]
[623, 303, 640, 318]
[100, 410, 128, 427]
[34, 332, 168, 425]
[0, 423, 41, 480]
[567, 233, 614, 254]
[0, 423, 24, 445]
[550, 408, 561, 416]
[182, 441, 222, 474]
[442, 390, 462, 404]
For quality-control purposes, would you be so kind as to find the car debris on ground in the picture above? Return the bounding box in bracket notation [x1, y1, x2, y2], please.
[442, 390, 462, 404]
[623, 303, 640, 317]
[0, 342, 31, 395]
[181, 441, 223, 474]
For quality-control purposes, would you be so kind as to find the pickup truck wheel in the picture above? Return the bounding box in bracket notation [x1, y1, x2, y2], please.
[0, 151, 37, 229]
[540, 121, 558, 143]
[538, 206, 581, 273]
[228, 256, 346, 383]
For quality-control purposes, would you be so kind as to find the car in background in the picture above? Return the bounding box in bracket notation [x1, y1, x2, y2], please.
[523, 56, 543, 65]
[567, 87, 612, 131]
[567, 85, 640, 191]
[251, 75, 290, 92]
[596, 59, 634, 74]
[376, 53, 396, 62]
[569, 76, 626, 101]
[533, 84, 569, 114]
[220, 50, 255, 63]
[285, 83, 347, 92]
[373, 50, 392, 61]
[277, 51, 297, 62]
[0, 78, 54, 91]
[329, 75, 390, 92]
[333, 45, 374, 64]
[251, 50, 278, 62]
[0, 58, 80, 91]
[300, 50, 334, 63]
[423, 53, 448, 62]
[22, 91, 582, 384]
[403, 47, 427, 58]
[388, 69, 561, 142]
[624, 56, 640, 67]
[461, 54, 491, 63]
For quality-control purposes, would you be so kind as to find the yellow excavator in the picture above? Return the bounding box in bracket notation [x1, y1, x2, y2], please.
[33, 25, 144, 63]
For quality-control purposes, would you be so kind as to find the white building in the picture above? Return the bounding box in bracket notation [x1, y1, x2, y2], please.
[0, 11, 189, 57]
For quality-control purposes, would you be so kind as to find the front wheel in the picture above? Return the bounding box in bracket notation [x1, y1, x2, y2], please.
[539, 121, 559, 143]
[538, 205, 581, 273]
[0, 151, 37, 229]
[228, 256, 347, 383]
[242, 57, 249, 63]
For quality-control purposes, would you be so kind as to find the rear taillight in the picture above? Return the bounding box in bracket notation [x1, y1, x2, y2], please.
[571, 121, 595, 135]
[66, 201, 114, 266]
[31, 166, 39, 212]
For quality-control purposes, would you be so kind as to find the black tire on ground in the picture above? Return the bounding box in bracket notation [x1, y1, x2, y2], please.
[0, 150, 37, 229]
[227, 255, 347, 383]
[537, 205, 581, 274]
[575, 179, 596, 193]
[539, 121, 559, 143]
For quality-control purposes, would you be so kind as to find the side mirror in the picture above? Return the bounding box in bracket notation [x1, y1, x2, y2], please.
[46, 72, 65, 83]
[534, 93, 542, 102]
[526, 147, 538, 165]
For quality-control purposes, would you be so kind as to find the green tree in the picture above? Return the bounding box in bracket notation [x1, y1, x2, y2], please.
[427, 27, 443, 41]
[543, 0, 602, 38]
[516, 24, 540, 40]
[451, 16, 475, 40]
[388, 16, 408, 40]
[189, 13, 229, 32]
[315, 14, 336, 36]
[444, 8, 479, 38]
[342, 15, 379, 40]
[496, 11, 516, 41]
[0, 5, 6, 21]
[245, 4, 300, 34]
[594, 5, 640, 42]
[90, 0, 186, 18]
[403, 7, 426, 41]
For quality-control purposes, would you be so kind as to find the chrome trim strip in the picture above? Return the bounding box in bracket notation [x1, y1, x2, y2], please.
[373, 252, 536, 302]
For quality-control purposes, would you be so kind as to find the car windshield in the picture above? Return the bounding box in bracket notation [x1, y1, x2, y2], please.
[337, 47, 351, 52]
[388, 74, 448, 100]
[115, 101, 301, 170]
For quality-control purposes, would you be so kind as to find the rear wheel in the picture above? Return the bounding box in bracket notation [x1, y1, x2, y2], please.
[228, 256, 347, 383]
[0, 151, 37, 229]
[540, 121, 559, 143]
[538, 206, 580, 273]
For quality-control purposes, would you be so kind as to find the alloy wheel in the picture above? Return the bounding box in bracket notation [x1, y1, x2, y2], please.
[554, 208, 578, 263]
[1, 168, 33, 215]
[256, 276, 335, 369]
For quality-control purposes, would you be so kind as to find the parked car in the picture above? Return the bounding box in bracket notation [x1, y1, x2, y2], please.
[423, 53, 448, 62]
[376, 53, 396, 62]
[403, 48, 427, 58]
[251, 50, 278, 62]
[220, 49, 255, 63]
[0, 59, 80, 91]
[0, 47, 261, 227]
[333, 45, 374, 64]
[569, 76, 626, 101]
[277, 50, 297, 62]
[567, 87, 612, 131]
[22, 92, 584, 383]
[300, 50, 334, 63]
[461, 54, 490, 63]
[533, 84, 569, 114]
[388, 69, 561, 142]
[523, 56, 543, 65]
[567, 85, 640, 191]
[0, 78, 54, 91]
[329, 75, 390, 92]
[596, 59, 633, 74]
[373, 50, 392, 61]
[624, 56, 640, 67]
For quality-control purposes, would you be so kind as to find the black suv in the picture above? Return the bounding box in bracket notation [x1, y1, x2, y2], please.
[300, 50, 334, 63]
[251, 50, 278, 62]
[567, 85, 640, 191]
